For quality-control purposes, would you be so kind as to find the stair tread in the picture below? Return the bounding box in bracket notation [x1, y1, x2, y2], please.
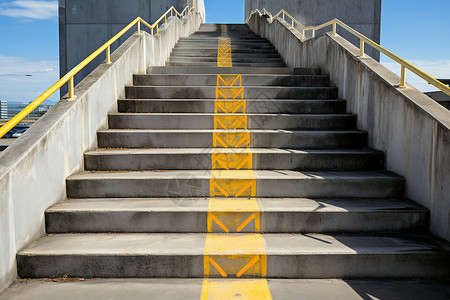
[67, 170, 402, 180]
[19, 233, 449, 256]
[86, 148, 381, 155]
[48, 198, 426, 213]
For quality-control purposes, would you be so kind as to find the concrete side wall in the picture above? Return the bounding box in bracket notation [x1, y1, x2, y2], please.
[0, 12, 201, 294]
[58, 0, 205, 95]
[245, 0, 381, 60]
[247, 14, 450, 242]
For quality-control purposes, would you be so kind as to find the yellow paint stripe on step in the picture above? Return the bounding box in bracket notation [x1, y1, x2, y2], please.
[203, 234, 267, 278]
[208, 198, 260, 233]
[200, 279, 272, 300]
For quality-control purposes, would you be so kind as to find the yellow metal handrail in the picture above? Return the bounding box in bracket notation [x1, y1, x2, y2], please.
[0, 4, 198, 138]
[247, 8, 450, 97]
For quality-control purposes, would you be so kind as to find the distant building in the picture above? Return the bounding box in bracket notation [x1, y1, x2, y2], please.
[0, 100, 7, 119]
[6, 101, 53, 120]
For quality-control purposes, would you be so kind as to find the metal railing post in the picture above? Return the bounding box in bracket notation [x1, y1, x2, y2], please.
[106, 46, 111, 63]
[165, 14, 167, 24]
[156, 24, 159, 35]
[400, 66, 407, 88]
[332, 22, 337, 36]
[359, 39, 365, 57]
[137, 21, 141, 33]
[68, 77, 75, 100]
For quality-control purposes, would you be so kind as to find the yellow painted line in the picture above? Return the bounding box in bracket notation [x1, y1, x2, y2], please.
[217, 74, 242, 87]
[212, 150, 252, 170]
[201, 28, 272, 298]
[200, 279, 272, 300]
[214, 114, 247, 130]
[217, 37, 232, 67]
[208, 199, 260, 233]
[203, 234, 267, 278]
[213, 131, 250, 148]
[215, 100, 246, 114]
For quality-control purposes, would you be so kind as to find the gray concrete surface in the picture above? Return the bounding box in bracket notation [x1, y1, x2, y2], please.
[0, 11, 202, 294]
[16, 233, 450, 278]
[65, 170, 404, 198]
[96, 129, 368, 149]
[426, 91, 450, 110]
[44, 197, 427, 233]
[247, 12, 450, 243]
[0, 279, 449, 300]
[118, 99, 347, 114]
[245, 0, 381, 60]
[59, 0, 205, 95]
[84, 148, 384, 171]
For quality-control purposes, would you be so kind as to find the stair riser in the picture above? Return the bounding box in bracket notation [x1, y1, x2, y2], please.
[125, 87, 338, 100]
[45, 211, 427, 234]
[174, 45, 275, 50]
[169, 57, 284, 63]
[171, 49, 280, 55]
[97, 131, 368, 149]
[117, 100, 346, 114]
[169, 53, 281, 58]
[148, 66, 292, 75]
[133, 75, 329, 87]
[166, 62, 286, 67]
[84, 152, 383, 171]
[108, 115, 356, 130]
[17, 253, 448, 278]
[66, 177, 403, 198]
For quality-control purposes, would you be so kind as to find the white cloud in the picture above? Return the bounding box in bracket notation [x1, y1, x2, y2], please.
[0, 0, 57, 20]
[0, 54, 59, 104]
[381, 59, 450, 93]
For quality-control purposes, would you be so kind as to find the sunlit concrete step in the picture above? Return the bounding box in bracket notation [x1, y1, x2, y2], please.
[125, 86, 337, 100]
[45, 198, 427, 234]
[169, 53, 282, 59]
[148, 66, 293, 74]
[168, 57, 284, 63]
[174, 44, 275, 50]
[133, 74, 329, 86]
[84, 148, 383, 171]
[2, 279, 450, 300]
[17, 233, 449, 278]
[117, 99, 346, 114]
[107, 113, 356, 130]
[179, 37, 271, 42]
[66, 170, 403, 199]
[171, 49, 280, 55]
[97, 129, 367, 149]
[166, 62, 286, 67]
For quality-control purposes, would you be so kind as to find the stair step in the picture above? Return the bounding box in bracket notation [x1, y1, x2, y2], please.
[148, 66, 293, 74]
[2, 278, 449, 300]
[97, 129, 367, 149]
[117, 99, 346, 114]
[133, 74, 329, 87]
[168, 57, 284, 63]
[107, 113, 356, 130]
[166, 62, 286, 67]
[125, 86, 337, 100]
[46, 198, 427, 234]
[84, 148, 384, 171]
[17, 233, 449, 278]
[66, 170, 403, 198]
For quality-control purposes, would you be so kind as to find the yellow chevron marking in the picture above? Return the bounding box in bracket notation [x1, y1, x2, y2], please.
[200, 279, 272, 300]
[210, 170, 256, 197]
[214, 114, 247, 130]
[213, 131, 250, 148]
[212, 151, 252, 170]
[216, 87, 244, 99]
[208, 199, 261, 233]
[203, 234, 266, 278]
[215, 100, 246, 114]
[217, 37, 232, 67]
[217, 75, 242, 86]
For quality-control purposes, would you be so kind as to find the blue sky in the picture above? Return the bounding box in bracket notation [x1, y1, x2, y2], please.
[0, 0, 449, 104]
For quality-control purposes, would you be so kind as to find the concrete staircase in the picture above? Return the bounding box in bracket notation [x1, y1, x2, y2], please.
[17, 23, 449, 284]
